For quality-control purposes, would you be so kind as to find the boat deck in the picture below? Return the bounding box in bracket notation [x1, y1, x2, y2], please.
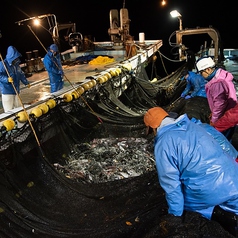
[0, 40, 163, 119]
[1, 43, 238, 121]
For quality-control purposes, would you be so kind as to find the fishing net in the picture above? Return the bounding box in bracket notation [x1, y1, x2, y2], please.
[0, 64, 236, 237]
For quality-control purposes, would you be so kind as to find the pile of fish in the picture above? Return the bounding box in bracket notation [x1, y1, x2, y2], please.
[53, 137, 156, 183]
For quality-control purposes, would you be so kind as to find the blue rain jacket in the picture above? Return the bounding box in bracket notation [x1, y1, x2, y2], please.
[0, 46, 29, 94]
[43, 48, 63, 93]
[181, 71, 207, 98]
[190, 117, 238, 157]
[154, 114, 238, 219]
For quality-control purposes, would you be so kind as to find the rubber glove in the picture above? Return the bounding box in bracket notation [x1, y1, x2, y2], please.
[185, 95, 191, 99]
[180, 76, 185, 81]
[8, 77, 13, 83]
[181, 93, 185, 98]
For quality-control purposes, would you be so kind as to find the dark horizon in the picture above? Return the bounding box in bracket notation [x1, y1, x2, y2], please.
[1, 0, 237, 61]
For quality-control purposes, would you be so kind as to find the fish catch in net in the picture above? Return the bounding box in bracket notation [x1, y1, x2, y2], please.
[0, 64, 236, 237]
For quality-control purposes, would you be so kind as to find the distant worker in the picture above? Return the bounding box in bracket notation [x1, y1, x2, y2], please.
[180, 70, 207, 99]
[43, 44, 64, 93]
[144, 107, 238, 237]
[0, 46, 30, 112]
[196, 56, 237, 124]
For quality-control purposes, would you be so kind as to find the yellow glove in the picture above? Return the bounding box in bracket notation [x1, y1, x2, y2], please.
[27, 84, 31, 88]
[8, 77, 13, 83]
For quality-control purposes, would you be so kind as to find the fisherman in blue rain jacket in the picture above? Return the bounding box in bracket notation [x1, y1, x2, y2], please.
[0, 46, 30, 112]
[43, 44, 64, 93]
[144, 107, 238, 237]
[180, 70, 207, 99]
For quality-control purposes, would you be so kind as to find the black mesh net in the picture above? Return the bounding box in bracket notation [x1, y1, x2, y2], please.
[0, 65, 236, 237]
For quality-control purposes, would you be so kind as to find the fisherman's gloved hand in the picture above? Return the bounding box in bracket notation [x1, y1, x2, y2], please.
[8, 77, 13, 83]
[181, 93, 186, 98]
[27, 84, 31, 88]
[185, 95, 191, 99]
[180, 76, 185, 81]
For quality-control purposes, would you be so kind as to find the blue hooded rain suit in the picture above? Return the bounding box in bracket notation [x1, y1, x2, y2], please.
[181, 71, 207, 98]
[154, 114, 238, 220]
[0, 46, 30, 112]
[0, 46, 29, 94]
[43, 44, 64, 93]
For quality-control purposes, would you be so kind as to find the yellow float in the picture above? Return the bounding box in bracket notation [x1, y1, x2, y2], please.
[97, 76, 107, 84]
[2, 119, 15, 131]
[90, 79, 97, 86]
[63, 93, 73, 102]
[38, 104, 49, 114]
[77, 86, 85, 95]
[115, 68, 122, 75]
[46, 99, 56, 109]
[71, 90, 80, 99]
[17, 111, 28, 123]
[87, 81, 94, 88]
[109, 69, 117, 77]
[82, 82, 90, 90]
[31, 107, 43, 118]
[104, 72, 112, 80]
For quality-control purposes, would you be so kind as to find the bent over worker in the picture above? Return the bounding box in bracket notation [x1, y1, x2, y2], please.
[144, 107, 238, 237]
[43, 44, 64, 93]
[180, 70, 207, 99]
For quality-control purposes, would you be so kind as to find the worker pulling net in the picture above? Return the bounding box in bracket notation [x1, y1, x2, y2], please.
[0, 65, 236, 237]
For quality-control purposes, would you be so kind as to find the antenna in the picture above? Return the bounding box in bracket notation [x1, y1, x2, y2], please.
[123, 0, 125, 8]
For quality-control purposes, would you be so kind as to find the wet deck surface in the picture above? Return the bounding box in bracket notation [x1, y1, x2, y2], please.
[0, 58, 123, 114]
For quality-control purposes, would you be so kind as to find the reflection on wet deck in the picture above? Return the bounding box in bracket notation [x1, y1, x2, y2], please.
[0, 61, 121, 114]
[0, 40, 163, 116]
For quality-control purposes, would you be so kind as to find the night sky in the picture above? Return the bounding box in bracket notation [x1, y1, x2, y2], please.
[1, 0, 238, 61]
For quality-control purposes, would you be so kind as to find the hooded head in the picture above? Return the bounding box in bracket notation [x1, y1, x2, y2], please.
[49, 44, 59, 53]
[6, 46, 22, 65]
[144, 107, 169, 129]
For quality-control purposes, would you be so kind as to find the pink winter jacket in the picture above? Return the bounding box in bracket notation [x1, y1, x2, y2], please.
[205, 68, 237, 123]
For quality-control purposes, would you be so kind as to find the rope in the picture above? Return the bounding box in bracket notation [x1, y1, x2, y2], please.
[0, 52, 45, 157]
[27, 25, 103, 123]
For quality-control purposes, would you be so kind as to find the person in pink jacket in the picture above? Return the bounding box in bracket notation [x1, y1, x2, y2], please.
[196, 56, 237, 125]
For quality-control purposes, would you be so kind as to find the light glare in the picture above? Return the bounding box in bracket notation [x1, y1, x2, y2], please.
[161, 0, 166, 6]
[170, 10, 182, 18]
[33, 19, 40, 26]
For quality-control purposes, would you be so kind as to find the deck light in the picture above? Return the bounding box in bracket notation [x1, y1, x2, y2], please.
[161, 0, 166, 6]
[170, 10, 183, 30]
[33, 18, 40, 26]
